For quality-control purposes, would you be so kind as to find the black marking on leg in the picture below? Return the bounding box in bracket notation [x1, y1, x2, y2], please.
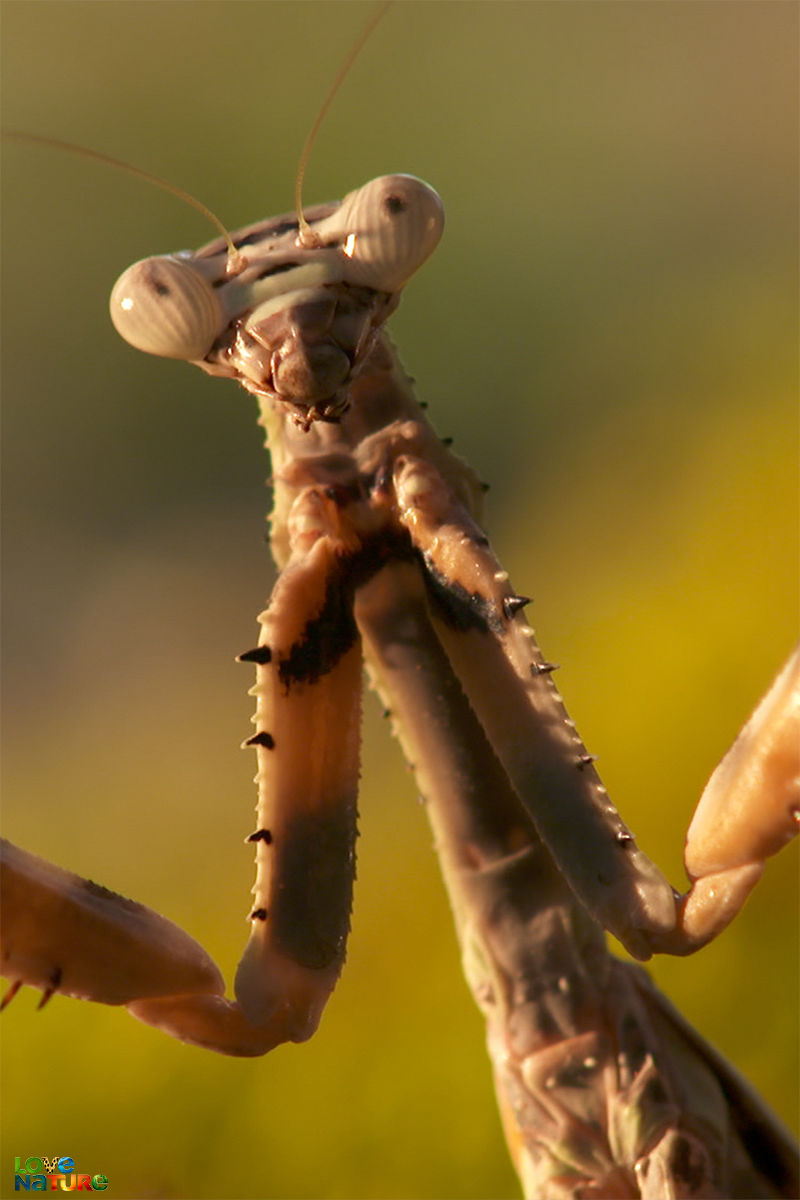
[441, 436, 454, 446]
[577, 754, 597, 769]
[81, 877, 147, 915]
[531, 661, 559, 676]
[271, 806, 356, 970]
[278, 587, 359, 688]
[250, 908, 268, 921]
[422, 559, 503, 635]
[248, 829, 273, 845]
[243, 731, 276, 749]
[616, 831, 635, 847]
[277, 529, 415, 688]
[503, 594, 531, 620]
[237, 645, 272, 665]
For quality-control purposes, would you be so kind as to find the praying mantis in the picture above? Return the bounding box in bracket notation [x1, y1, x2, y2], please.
[3, 2, 796, 1200]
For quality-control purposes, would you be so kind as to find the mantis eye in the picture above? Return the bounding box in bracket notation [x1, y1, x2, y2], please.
[335, 174, 444, 293]
[110, 256, 224, 361]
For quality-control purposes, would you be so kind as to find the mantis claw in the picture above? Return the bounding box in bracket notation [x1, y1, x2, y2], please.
[653, 646, 800, 955]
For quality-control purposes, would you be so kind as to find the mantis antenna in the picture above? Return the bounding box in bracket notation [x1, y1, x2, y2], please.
[2, 130, 247, 276]
[5, 4, 391, 269]
[294, 0, 393, 248]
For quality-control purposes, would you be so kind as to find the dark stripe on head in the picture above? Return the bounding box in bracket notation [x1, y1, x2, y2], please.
[255, 261, 299, 282]
[236, 218, 299, 249]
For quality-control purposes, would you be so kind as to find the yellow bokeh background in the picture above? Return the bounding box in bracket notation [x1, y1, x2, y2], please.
[2, 3, 797, 1198]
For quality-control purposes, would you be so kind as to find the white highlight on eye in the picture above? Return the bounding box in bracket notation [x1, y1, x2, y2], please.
[313, 175, 444, 294]
[110, 255, 224, 361]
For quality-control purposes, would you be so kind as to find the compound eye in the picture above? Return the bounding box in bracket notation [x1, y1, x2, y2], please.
[339, 174, 444, 293]
[110, 256, 224, 360]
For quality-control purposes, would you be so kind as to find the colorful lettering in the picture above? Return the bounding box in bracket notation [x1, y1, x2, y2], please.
[12, 1159, 106, 1192]
[15, 1159, 44, 1177]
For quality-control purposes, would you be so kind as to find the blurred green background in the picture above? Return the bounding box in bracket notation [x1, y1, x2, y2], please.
[2, 3, 797, 1197]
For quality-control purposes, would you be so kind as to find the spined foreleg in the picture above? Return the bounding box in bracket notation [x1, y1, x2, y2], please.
[1, 486, 363, 1055]
[387, 450, 799, 960]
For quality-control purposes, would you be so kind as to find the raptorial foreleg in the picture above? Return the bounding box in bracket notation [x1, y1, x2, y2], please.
[355, 559, 799, 1200]
[1, 485, 364, 1055]
[388, 451, 799, 960]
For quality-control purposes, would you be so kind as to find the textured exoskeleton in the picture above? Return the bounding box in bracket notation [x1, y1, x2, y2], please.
[2, 174, 798, 1196]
